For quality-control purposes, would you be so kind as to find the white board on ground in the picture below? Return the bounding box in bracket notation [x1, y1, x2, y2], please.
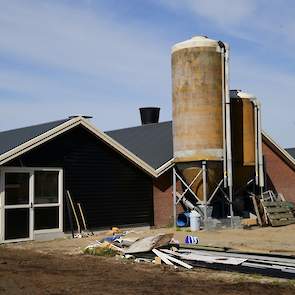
[161, 249, 246, 266]
[152, 249, 175, 266]
[155, 250, 193, 269]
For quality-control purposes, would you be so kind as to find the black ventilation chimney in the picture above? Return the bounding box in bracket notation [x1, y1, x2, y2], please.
[139, 107, 160, 125]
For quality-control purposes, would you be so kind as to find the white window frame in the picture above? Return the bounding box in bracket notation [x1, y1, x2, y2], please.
[0, 167, 63, 243]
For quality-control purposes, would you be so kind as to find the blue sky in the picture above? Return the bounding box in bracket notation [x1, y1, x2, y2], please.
[0, 0, 295, 147]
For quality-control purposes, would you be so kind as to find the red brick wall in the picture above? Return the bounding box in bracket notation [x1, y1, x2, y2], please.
[152, 142, 295, 227]
[153, 171, 183, 227]
[263, 142, 295, 203]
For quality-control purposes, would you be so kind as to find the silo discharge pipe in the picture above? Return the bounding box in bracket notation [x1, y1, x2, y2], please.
[219, 41, 234, 225]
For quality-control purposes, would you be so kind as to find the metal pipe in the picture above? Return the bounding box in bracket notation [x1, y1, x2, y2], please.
[220, 47, 227, 188]
[224, 47, 234, 226]
[174, 170, 202, 203]
[173, 167, 177, 227]
[253, 103, 259, 185]
[202, 161, 208, 222]
[176, 169, 202, 204]
[257, 101, 265, 190]
[180, 196, 204, 217]
[250, 98, 264, 190]
[208, 179, 224, 204]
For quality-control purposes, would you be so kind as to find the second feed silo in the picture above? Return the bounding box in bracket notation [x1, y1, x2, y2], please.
[172, 36, 227, 200]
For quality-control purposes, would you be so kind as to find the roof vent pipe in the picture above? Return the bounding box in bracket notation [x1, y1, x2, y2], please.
[139, 107, 160, 125]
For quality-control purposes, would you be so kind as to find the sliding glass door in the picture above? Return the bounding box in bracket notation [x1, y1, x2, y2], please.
[4, 172, 32, 241]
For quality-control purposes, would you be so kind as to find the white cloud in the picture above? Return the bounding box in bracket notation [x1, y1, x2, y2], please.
[0, 0, 171, 130]
[158, 0, 256, 25]
[0, 0, 168, 86]
[1, 0, 295, 148]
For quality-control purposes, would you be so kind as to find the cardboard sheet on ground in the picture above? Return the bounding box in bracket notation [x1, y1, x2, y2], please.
[125, 233, 173, 254]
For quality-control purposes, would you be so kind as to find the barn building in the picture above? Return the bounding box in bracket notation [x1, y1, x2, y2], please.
[0, 111, 295, 243]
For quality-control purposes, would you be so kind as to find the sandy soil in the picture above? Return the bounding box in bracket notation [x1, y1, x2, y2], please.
[174, 224, 295, 254]
[6, 224, 295, 255]
[1, 225, 295, 294]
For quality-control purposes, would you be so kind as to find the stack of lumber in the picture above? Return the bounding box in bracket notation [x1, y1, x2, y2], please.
[261, 201, 295, 227]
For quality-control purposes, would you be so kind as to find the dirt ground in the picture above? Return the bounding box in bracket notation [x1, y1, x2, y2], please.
[1, 225, 295, 294]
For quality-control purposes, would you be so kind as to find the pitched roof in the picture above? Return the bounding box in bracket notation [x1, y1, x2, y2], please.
[0, 116, 170, 177]
[106, 121, 173, 170]
[286, 148, 295, 159]
[0, 119, 70, 155]
[262, 132, 295, 170]
[1, 116, 294, 178]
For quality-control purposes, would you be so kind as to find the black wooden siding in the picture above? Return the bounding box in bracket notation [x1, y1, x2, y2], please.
[6, 126, 154, 230]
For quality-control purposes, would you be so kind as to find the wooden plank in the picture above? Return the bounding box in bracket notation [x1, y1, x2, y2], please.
[241, 218, 258, 226]
[155, 250, 193, 269]
[152, 249, 175, 266]
[267, 213, 294, 220]
[270, 219, 295, 227]
[266, 207, 291, 213]
[251, 196, 262, 226]
[262, 201, 290, 207]
[271, 216, 295, 221]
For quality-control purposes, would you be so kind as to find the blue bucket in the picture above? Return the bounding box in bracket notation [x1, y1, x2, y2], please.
[176, 212, 190, 227]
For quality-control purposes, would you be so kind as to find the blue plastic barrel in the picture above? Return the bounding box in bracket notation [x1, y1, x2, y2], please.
[176, 212, 190, 227]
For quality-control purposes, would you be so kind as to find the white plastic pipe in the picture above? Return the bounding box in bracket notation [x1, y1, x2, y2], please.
[253, 103, 259, 184]
[224, 48, 234, 225]
[257, 101, 265, 190]
[250, 98, 264, 190]
[221, 48, 227, 188]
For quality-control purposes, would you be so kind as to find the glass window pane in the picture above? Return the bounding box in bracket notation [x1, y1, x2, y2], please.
[35, 171, 59, 204]
[34, 207, 59, 230]
[5, 173, 30, 205]
[5, 208, 30, 240]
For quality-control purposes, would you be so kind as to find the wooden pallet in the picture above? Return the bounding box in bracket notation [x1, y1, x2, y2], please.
[261, 201, 295, 227]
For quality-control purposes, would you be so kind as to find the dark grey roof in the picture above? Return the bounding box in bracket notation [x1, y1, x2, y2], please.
[286, 148, 295, 159]
[0, 119, 70, 155]
[106, 121, 173, 169]
[0, 117, 173, 170]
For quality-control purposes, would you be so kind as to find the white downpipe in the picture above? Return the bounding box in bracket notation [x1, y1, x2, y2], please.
[250, 98, 264, 190]
[253, 104, 259, 185]
[224, 47, 234, 225]
[221, 48, 228, 188]
[257, 102, 264, 190]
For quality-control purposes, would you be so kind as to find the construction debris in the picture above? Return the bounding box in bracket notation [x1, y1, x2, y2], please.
[84, 241, 123, 256]
[249, 190, 295, 227]
[241, 217, 258, 227]
[125, 233, 173, 254]
[82, 229, 295, 279]
[261, 201, 295, 227]
[184, 235, 199, 244]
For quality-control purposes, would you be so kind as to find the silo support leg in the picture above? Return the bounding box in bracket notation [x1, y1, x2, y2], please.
[202, 161, 208, 223]
[173, 167, 177, 228]
[229, 186, 234, 228]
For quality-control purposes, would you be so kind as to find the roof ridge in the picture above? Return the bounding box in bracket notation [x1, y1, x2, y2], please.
[105, 120, 172, 133]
